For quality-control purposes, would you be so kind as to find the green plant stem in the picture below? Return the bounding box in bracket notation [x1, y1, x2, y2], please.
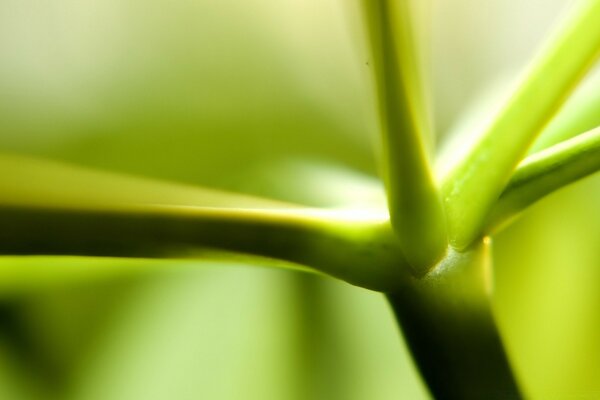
[0, 153, 411, 291]
[0, 203, 410, 292]
[530, 70, 600, 153]
[487, 126, 600, 231]
[362, 0, 447, 275]
[441, 0, 600, 250]
[387, 239, 522, 399]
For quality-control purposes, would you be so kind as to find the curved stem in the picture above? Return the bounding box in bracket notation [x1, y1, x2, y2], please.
[488, 127, 600, 231]
[386, 240, 522, 399]
[0, 204, 410, 292]
[0, 153, 411, 291]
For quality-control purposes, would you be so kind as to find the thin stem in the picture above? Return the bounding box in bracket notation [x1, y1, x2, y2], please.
[530, 69, 600, 153]
[441, 0, 600, 249]
[363, 0, 446, 274]
[487, 126, 600, 231]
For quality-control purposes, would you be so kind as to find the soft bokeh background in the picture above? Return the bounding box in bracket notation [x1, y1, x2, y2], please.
[1, 0, 599, 398]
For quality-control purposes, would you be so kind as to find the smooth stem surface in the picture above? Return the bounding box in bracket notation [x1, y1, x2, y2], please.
[387, 240, 522, 399]
[363, 0, 446, 274]
[442, 0, 600, 250]
[0, 153, 411, 291]
[488, 126, 600, 231]
[0, 204, 408, 292]
[530, 70, 600, 153]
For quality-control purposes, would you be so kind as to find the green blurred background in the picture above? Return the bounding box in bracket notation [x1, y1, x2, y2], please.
[0, 0, 599, 398]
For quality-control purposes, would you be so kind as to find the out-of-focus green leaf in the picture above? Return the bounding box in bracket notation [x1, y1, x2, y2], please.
[493, 175, 600, 398]
[62, 267, 429, 400]
[312, 276, 430, 399]
[65, 268, 312, 400]
[0, 257, 172, 298]
[0, 0, 375, 189]
[0, 338, 44, 400]
[0, 153, 289, 210]
[231, 159, 387, 209]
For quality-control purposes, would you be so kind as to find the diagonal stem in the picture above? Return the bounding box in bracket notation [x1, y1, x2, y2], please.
[487, 126, 600, 231]
[530, 70, 600, 153]
[441, 0, 600, 249]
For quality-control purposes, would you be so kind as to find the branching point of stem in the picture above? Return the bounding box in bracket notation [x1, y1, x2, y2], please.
[363, 0, 447, 274]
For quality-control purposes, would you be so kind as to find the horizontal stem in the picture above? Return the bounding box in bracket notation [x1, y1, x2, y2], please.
[0, 204, 408, 292]
[0, 154, 410, 291]
[487, 127, 600, 231]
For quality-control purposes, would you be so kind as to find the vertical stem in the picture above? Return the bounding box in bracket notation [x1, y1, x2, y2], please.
[386, 240, 522, 399]
[362, 0, 447, 275]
